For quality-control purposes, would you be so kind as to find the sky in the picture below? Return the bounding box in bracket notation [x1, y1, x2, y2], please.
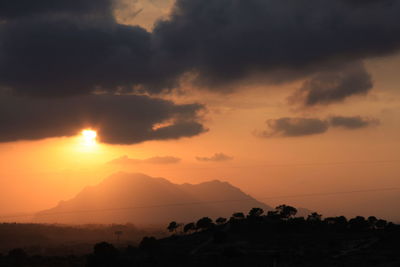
[0, 0, 400, 221]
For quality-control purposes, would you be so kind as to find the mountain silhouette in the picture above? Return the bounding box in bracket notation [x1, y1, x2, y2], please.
[34, 173, 272, 224]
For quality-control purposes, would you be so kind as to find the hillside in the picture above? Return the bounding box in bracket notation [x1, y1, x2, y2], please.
[34, 173, 272, 224]
[8, 207, 399, 267]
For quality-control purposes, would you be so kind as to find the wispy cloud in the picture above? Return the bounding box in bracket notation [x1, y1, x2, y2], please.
[196, 153, 233, 162]
[108, 155, 181, 165]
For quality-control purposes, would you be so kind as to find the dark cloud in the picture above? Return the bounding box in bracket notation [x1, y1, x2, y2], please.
[289, 62, 373, 106]
[0, 0, 400, 97]
[196, 153, 233, 162]
[260, 115, 379, 137]
[0, 0, 398, 143]
[340, 0, 395, 6]
[329, 116, 379, 129]
[153, 0, 400, 90]
[261, 118, 329, 137]
[0, 0, 113, 19]
[0, 94, 206, 144]
[108, 155, 181, 165]
[0, 18, 154, 97]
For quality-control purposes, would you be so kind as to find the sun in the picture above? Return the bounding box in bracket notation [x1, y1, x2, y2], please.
[81, 129, 97, 147]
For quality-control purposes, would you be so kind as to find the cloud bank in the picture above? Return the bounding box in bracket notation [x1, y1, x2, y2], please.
[261, 116, 378, 137]
[289, 63, 373, 106]
[0, 0, 399, 143]
[0, 0, 113, 19]
[153, 0, 400, 93]
[0, 94, 206, 144]
[1, 0, 400, 97]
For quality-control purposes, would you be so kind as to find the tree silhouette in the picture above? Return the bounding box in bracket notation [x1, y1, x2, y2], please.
[324, 216, 348, 229]
[368, 216, 378, 229]
[196, 217, 214, 231]
[139, 236, 159, 252]
[231, 212, 245, 220]
[216, 217, 227, 225]
[87, 242, 118, 267]
[248, 207, 264, 217]
[307, 212, 322, 222]
[349, 216, 369, 231]
[95, 242, 116, 255]
[266, 210, 280, 219]
[167, 221, 181, 233]
[334, 216, 348, 226]
[184, 223, 196, 234]
[0, 207, 396, 267]
[276, 205, 297, 219]
[376, 219, 388, 229]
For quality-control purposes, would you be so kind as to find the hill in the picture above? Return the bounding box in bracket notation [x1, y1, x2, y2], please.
[8, 207, 398, 267]
[34, 173, 272, 224]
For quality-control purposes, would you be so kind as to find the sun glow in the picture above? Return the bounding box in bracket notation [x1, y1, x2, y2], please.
[81, 129, 97, 148]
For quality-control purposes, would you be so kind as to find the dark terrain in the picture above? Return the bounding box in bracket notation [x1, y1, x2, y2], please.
[1, 205, 399, 267]
[0, 223, 165, 257]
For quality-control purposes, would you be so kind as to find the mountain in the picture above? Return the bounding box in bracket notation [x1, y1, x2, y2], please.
[34, 173, 272, 225]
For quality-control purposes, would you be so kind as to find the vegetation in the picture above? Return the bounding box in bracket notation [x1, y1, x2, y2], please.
[0, 205, 399, 266]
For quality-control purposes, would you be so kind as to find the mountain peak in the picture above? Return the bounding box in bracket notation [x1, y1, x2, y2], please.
[35, 173, 272, 225]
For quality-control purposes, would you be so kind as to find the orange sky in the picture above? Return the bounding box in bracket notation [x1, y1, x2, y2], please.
[0, 0, 399, 222]
[1, 53, 399, 220]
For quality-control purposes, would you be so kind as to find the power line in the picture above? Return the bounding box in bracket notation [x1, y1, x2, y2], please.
[258, 187, 400, 200]
[156, 159, 400, 170]
[253, 159, 400, 167]
[1, 187, 399, 220]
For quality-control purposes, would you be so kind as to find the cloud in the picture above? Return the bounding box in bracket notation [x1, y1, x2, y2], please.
[289, 62, 373, 106]
[260, 116, 379, 137]
[0, 18, 155, 97]
[261, 118, 330, 137]
[0, 0, 113, 19]
[0, 0, 398, 143]
[152, 0, 400, 91]
[0, 0, 400, 97]
[108, 155, 181, 165]
[196, 153, 233, 162]
[0, 94, 206, 144]
[329, 116, 379, 129]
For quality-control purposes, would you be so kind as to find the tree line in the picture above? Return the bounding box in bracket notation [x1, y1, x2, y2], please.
[167, 204, 391, 234]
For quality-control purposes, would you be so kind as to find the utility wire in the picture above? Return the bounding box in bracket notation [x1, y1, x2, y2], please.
[258, 187, 400, 200]
[252, 159, 400, 167]
[150, 159, 400, 170]
[0, 187, 399, 220]
[153, 159, 400, 171]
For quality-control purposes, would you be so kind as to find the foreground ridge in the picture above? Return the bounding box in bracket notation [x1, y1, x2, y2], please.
[1, 205, 398, 267]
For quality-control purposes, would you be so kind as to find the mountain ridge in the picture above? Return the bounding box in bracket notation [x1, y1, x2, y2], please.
[34, 173, 273, 225]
